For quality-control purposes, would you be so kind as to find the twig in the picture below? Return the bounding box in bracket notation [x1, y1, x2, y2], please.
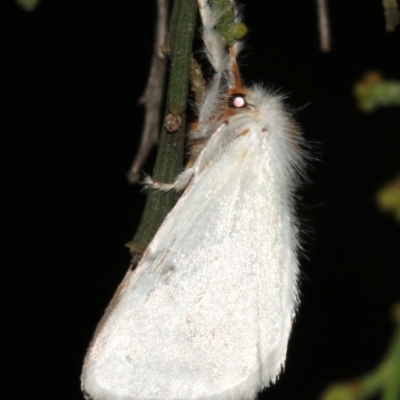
[166, 0, 198, 116]
[317, 0, 331, 52]
[127, 0, 198, 263]
[382, 0, 400, 32]
[127, 0, 169, 183]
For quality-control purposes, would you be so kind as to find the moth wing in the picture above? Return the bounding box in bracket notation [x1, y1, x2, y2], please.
[82, 139, 298, 400]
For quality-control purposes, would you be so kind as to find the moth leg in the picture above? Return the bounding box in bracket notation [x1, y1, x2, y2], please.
[143, 167, 194, 192]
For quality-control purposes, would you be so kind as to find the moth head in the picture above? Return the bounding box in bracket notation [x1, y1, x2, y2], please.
[226, 85, 303, 149]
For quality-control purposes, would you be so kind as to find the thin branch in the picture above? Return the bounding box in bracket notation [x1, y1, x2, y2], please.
[127, 0, 198, 263]
[317, 0, 331, 52]
[382, 0, 400, 32]
[127, 0, 169, 183]
[166, 0, 198, 116]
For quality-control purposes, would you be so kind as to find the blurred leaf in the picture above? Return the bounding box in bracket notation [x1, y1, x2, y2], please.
[354, 71, 400, 112]
[377, 175, 400, 223]
[16, 0, 41, 12]
[382, 0, 400, 32]
[320, 383, 360, 400]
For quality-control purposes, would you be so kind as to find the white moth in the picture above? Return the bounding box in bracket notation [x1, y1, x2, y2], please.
[82, 1, 307, 399]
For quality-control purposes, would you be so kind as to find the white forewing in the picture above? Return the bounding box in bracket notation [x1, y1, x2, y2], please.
[82, 89, 303, 400]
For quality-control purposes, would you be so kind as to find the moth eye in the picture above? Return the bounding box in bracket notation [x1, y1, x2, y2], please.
[228, 94, 247, 109]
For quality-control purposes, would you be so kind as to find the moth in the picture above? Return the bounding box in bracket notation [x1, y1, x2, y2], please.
[82, 1, 307, 399]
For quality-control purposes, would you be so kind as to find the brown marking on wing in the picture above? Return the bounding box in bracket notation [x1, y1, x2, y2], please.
[85, 267, 136, 349]
[235, 128, 250, 139]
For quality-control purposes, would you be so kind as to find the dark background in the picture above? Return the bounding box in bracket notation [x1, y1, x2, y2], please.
[3, 0, 399, 399]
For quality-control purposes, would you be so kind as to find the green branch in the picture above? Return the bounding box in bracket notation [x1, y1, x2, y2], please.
[127, 0, 198, 264]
